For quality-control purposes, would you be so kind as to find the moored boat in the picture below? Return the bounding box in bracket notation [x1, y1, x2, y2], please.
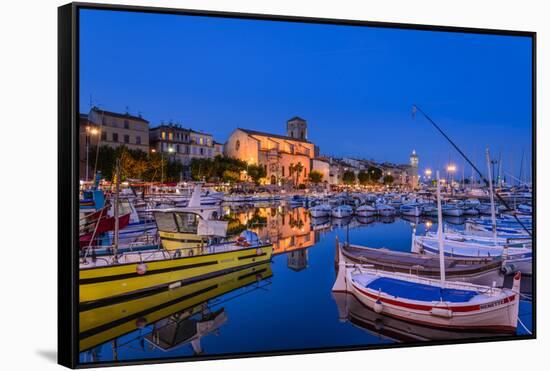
[332, 204, 353, 218]
[355, 204, 376, 217]
[339, 240, 504, 287]
[79, 185, 273, 304]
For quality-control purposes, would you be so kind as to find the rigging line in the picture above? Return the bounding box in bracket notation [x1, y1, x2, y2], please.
[412, 105, 532, 237]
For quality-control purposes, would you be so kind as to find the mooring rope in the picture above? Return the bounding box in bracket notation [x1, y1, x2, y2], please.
[517, 317, 532, 335]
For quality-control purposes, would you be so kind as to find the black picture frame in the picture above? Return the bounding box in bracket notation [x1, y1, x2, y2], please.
[58, 2, 537, 368]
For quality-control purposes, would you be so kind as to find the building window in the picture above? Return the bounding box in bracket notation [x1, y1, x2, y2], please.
[124, 120, 129, 129]
[102, 117, 107, 125]
[168, 132, 173, 141]
[101, 131, 107, 141]
[111, 119, 117, 127]
[208, 149, 212, 156]
[176, 144, 180, 153]
[186, 145, 190, 154]
[161, 131, 166, 140]
[199, 137, 204, 145]
[136, 136, 141, 145]
[112, 133, 118, 142]
[200, 148, 204, 155]
[282, 166, 285, 177]
[235, 140, 240, 151]
[124, 135, 130, 144]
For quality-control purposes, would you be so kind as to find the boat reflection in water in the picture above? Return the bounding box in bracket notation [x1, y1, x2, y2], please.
[79, 262, 272, 361]
[332, 292, 508, 343]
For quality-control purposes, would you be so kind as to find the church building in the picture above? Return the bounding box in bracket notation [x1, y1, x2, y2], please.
[224, 117, 316, 185]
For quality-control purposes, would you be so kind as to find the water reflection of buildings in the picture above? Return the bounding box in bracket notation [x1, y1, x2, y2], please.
[287, 249, 308, 271]
[235, 207, 319, 260]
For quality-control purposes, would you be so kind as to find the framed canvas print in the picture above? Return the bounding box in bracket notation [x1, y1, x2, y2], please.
[58, 2, 536, 368]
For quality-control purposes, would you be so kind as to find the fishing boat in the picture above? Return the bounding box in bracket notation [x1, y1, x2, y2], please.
[465, 218, 531, 238]
[399, 203, 422, 217]
[339, 241, 504, 287]
[332, 171, 521, 333]
[332, 204, 353, 218]
[79, 184, 273, 304]
[355, 204, 377, 217]
[333, 253, 521, 333]
[422, 204, 438, 217]
[309, 204, 332, 218]
[442, 204, 464, 217]
[375, 203, 395, 217]
[413, 235, 532, 275]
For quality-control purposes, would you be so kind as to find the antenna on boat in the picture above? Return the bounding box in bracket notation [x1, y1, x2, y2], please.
[412, 105, 531, 237]
[485, 149, 498, 247]
[436, 171, 446, 285]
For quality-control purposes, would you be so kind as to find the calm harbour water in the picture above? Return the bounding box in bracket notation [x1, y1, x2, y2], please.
[79, 205, 533, 364]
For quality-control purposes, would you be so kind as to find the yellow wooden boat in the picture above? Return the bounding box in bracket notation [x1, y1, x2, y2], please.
[79, 262, 272, 352]
[79, 185, 273, 304]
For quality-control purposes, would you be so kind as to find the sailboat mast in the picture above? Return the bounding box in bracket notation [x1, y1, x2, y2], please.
[113, 158, 120, 259]
[485, 149, 498, 246]
[436, 171, 446, 285]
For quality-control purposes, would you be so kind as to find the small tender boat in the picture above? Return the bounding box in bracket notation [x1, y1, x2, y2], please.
[332, 204, 353, 218]
[309, 204, 332, 218]
[355, 204, 376, 217]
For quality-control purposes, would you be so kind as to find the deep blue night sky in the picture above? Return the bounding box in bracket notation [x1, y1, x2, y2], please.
[79, 9, 533, 179]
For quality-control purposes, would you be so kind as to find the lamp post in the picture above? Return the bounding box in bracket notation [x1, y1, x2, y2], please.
[161, 146, 175, 184]
[425, 168, 432, 179]
[446, 164, 456, 193]
[85, 126, 99, 182]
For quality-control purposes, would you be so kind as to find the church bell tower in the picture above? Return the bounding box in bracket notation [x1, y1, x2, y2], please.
[287, 117, 307, 140]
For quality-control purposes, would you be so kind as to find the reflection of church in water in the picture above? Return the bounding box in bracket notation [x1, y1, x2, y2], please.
[236, 206, 318, 270]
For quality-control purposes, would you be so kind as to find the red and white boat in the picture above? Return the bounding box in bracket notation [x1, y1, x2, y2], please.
[332, 170, 521, 333]
[332, 253, 521, 333]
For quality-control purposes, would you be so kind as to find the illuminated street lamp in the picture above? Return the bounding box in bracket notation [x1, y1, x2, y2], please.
[446, 164, 456, 191]
[84, 126, 99, 182]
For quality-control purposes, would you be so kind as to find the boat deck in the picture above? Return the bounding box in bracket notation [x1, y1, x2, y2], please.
[363, 276, 478, 303]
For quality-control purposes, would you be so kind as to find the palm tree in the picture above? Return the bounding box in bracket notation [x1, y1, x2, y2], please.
[289, 162, 304, 187]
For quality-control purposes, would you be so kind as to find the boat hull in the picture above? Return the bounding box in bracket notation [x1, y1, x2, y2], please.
[79, 244, 273, 304]
[348, 279, 518, 333]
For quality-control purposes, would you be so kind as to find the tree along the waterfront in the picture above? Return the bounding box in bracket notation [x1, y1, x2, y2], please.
[189, 156, 251, 183]
[90, 145, 183, 182]
[308, 170, 324, 184]
[367, 166, 383, 183]
[342, 170, 356, 185]
[289, 162, 305, 187]
[357, 171, 369, 185]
